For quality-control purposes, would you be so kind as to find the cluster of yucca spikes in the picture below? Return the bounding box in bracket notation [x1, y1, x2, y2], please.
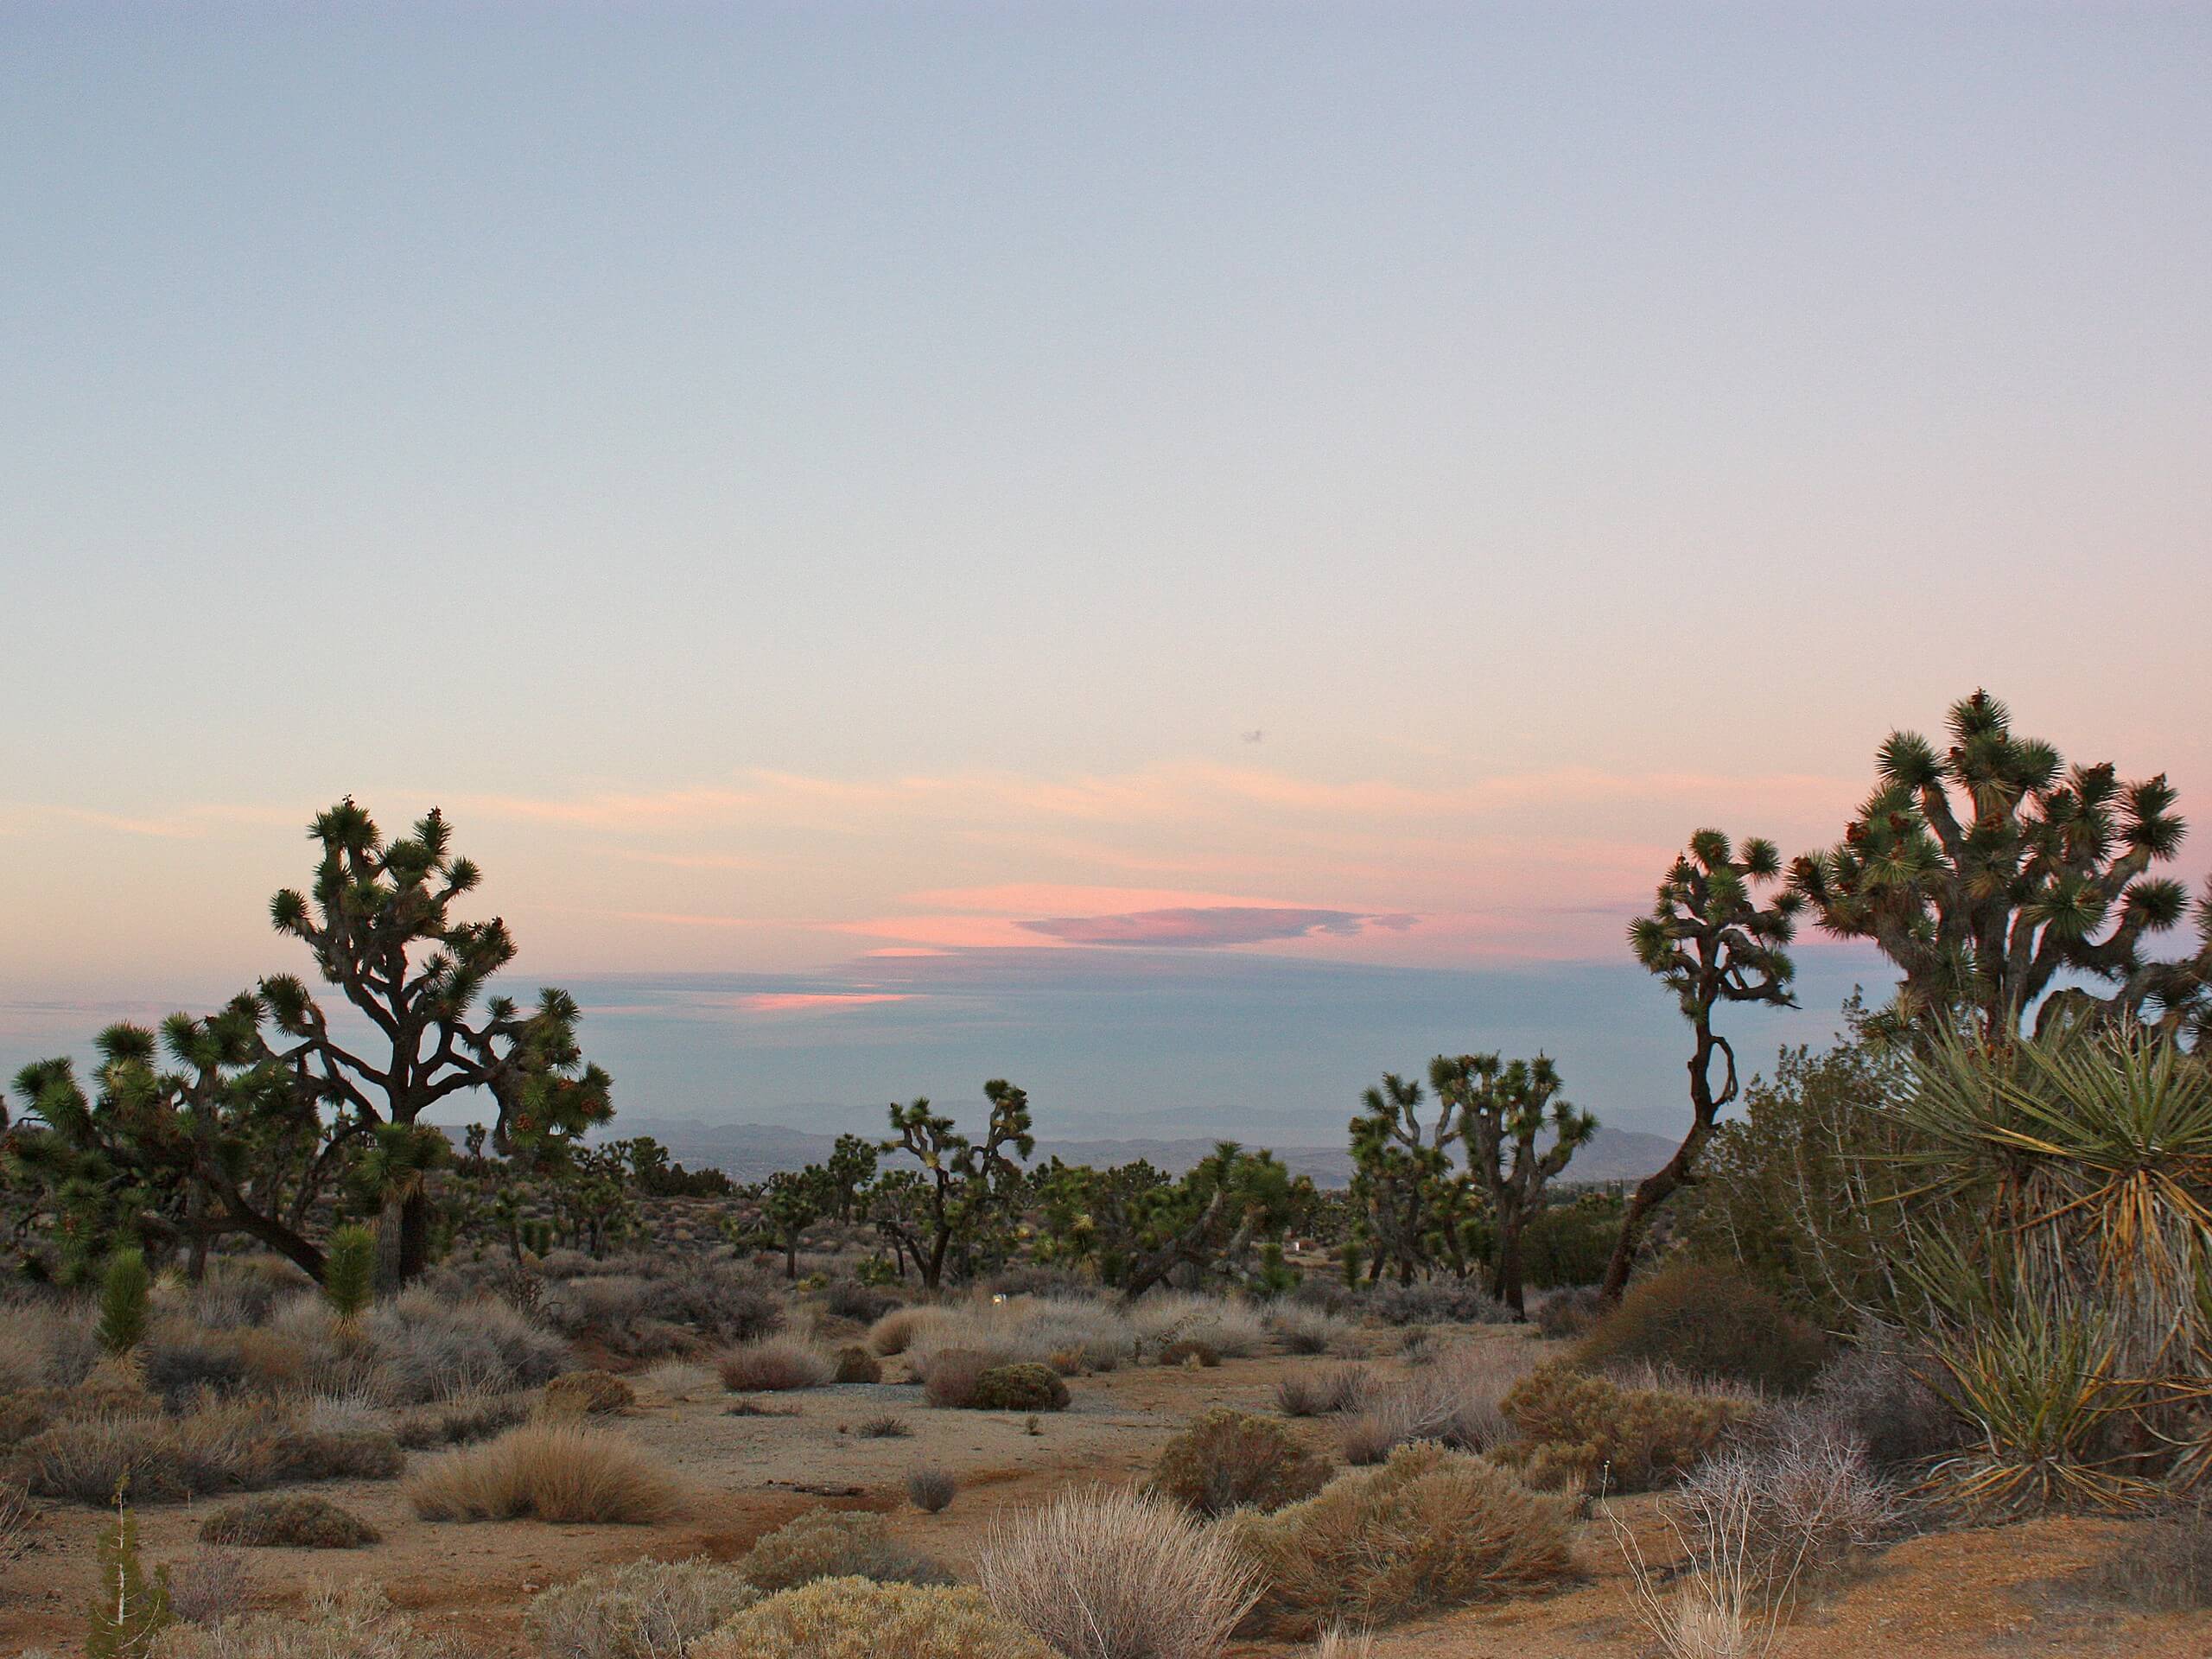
[1790, 690, 2212, 1046]
[1897, 1024, 2212, 1514]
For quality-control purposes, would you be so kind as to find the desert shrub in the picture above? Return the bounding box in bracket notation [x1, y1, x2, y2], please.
[821, 1281, 902, 1325]
[1501, 1362, 1748, 1493]
[1159, 1338, 1220, 1369]
[918, 1347, 988, 1408]
[543, 1370, 636, 1416]
[2, 1476, 35, 1556]
[854, 1414, 910, 1440]
[1577, 1262, 1827, 1394]
[150, 1582, 461, 1659]
[1149, 1407, 1330, 1518]
[741, 1510, 952, 1593]
[1130, 1294, 1265, 1358]
[720, 1339, 832, 1393]
[1224, 1443, 1575, 1635]
[363, 1290, 571, 1403]
[16, 1396, 286, 1503]
[1805, 1334, 1961, 1471]
[1275, 1364, 1370, 1420]
[1339, 1341, 1532, 1466]
[831, 1346, 881, 1384]
[698, 1578, 1055, 1659]
[906, 1468, 957, 1513]
[394, 1392, 531, 1449]
[899, 1299, 1138, 1376]
[2094, 1501, 2212, 1612]
[868, 1306, 926, 1356]
[201, 1493, 381, 1548]
[1365, 1281, 1512, 1328]
[1672, 1427, 1898, 1594]
[525, 1559, 759, 1659]
[979, 1485, 1257, 1659]
[168, 1545, 256, 1625]
[142, 1334, 250, 1410]
[541, 1261, 782, 1357]
[405, 1421, 684, 1523]
[970, 1363, 1068, 1413]
[263, 1424, 404, 1483]
[1268, 1305, 1357, 1357]
[1532, 1287, 1602, 1341]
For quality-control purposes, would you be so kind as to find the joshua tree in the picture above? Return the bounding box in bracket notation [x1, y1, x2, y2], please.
[1347, 1072, 1473, 1284]
[752, 1167, 829, 1280]
[1603, 830, 1799, 1301]
[1791, 690, 2212, 1046]
[820, 1133, 880, 1222]
[1038, 1145, 1299, 1300]
[1432, 1052, 1596, 1315]
[263, 799, 613, 1281]
[878, 1080, 1035, 1289]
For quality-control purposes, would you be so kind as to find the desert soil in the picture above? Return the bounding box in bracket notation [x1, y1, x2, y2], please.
[4, 1326, 2206, 1657]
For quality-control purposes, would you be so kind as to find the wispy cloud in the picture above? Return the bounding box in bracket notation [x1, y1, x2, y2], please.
[735, 992, 915, 1015]
[1020, 906, 1420, 948]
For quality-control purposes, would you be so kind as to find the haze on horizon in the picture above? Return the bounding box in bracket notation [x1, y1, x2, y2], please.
[3, 6, 2208, 1141]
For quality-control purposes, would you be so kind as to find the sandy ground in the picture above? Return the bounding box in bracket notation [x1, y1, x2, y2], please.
[5, 1330, 2208, 1657]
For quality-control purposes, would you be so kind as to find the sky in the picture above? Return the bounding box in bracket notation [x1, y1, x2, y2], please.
[3, 5, 2208, 1141]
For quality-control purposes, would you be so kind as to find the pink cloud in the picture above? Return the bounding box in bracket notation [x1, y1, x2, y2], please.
[1020, 906, 1420, 948]
[734, 992, 915, 1015]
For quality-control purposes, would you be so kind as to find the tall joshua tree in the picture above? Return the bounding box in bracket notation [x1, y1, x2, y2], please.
[264, 799, 612, 1282]
[1602, 829, 1799, 1301]
[1433, 1052, 1596, 1316]
[879, 1079, 1035, 1289]
[1347, 1072, 1471, 1284]
[1791, 690, 2212, 1046]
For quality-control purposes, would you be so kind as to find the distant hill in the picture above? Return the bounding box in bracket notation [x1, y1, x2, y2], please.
[610, 1116, 1676, 1190]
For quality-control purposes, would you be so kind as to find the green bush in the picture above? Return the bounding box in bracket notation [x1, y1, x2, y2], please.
[741, 1510, 953, 1595]
[1575, 1262, 1827, 1393]
[969, 1363, 1068, 1413]
[98, 1249, 151, 1357]
[200, 1494, 381, 1549]
[321, 1226, 378, 1324]
[1147, 1406, 1329, 1517]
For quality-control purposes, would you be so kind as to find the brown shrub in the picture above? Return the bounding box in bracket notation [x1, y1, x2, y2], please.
[1338, 1341, 1530, 1466]
[2094, 1501, 2212, 1612]
[1533, 1287, 1602, 1340]
[1275, 1365, 1370, 1419]
[1225, 1443, 1576, 1636]
[525, 1558, 759, 1659]
[1159, 1338, 1221, 1369]
[720, 1340, 832, 1393]
[1148, 1407, 1330, 1518]
[167, 1543, 256, 1626]
[1, 1478, 33, 1558]
[149, 1581, 460, 1659]
[832, 1346, 881, 1385]
[1500, 1362, 1747, 1493]
[264, 1426, 405, 1483]
[970, 1363, 1069, 1413]
[393, 1392, 531, 1450]
[1576, 1263, 1827, 1394]
[698, 1578, 1055, 1659]
[201, 1493, 382, 1548]
[855, 1414, 911, 1439]
[404, 1422, 685, 1524]
[543, 1370, 637, 1416]
[906, 1468, 957, 1514]
[979, 1485, 1259, 1659]
[918, 1348, 989, 1408]
[742, 1509, 953, 1593]
[868, 1307, 927, 1357]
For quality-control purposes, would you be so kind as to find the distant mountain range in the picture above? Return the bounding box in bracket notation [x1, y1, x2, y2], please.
[609, 1116, 1678, 1190]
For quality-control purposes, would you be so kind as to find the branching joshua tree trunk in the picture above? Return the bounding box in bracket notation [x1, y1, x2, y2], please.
[264, 799, 612, 1285]
[1601, 830, 1800, 1303]
[1433, 1052, 1596, 1316]
[880, 1079, 1034, 1290]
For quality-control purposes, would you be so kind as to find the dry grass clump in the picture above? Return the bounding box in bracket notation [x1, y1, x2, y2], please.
[543, 1370, 637, 1416]
[202, 1492, 383, 1548]
[1276, 1364, 1370, 1419]
[1673, 1428, 1899, 1598]
[918, 1347, 989, 1408]
[868, 1306, 928, 1356]
[16, 1395, 340, 1503]
[1340, 1340, 1532, 1465]
[537, 1258, 783, 1358]
[1160, 1338, 1222, 1369]
[742, 1509, 954, 1593]
[719, 1339, 833, 1393]
[698, 1577, 1057, 1659]
[361, 1288, 572, 1403]
[1149, 1406, 1331, 1517]
[906, 1467, 957, 1513]
[151, 1580, 464, 1659]
[896, 1297, 1137, 1376]
[979, 1485, 1259, 1659]
[2093, 1501, 2212, 1612]
[1802, 1336, 1960, 1471]
[1310, 1629, 1373, 1659]
[831, 1345, 881, 1384]
[855, 1413, 912, 1439]
[0, 1300, 97, 1393]
[1224, 1443, 1576, 1636]
[168, 1544, 257, 1626]
[525, 1559, 760, 1659]
[1267, 1305, 1359, 1357]
[393, 1391, 531, 1449]
[1365, 1280, 1513, 1328]
[405, 1421, 685, 1524]
[0, 1477, 33, 1557]
[1500, 1362, 1749, 1492]
[1577, 1263, 1827, 1395]
[1533, 1286, 1603, 1340]
[1131, 1293, 1265, 1359]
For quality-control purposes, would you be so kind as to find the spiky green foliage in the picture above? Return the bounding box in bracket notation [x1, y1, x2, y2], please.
[876, 1081, 1034, 1289]
[263, 799, 613, 1281]
[86, 1486, 170, 1659]
[1790, 690, 2212, 1046]
[1346, 1071, 1480, 1286]
[322, 1224, 378, 1323]
[97, 1247, 151, 1355]
[1433, 1052, 1596, 1315]
[1034, 1142, 1301, 1298]
[751, 1167, 830, 1280]
[1605, 829, 1799, 1300]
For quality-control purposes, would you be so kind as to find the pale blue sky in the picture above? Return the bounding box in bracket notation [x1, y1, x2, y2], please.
[3, 6, 2206, 1136]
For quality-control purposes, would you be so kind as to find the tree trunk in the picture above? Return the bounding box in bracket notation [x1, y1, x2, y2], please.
[1491, 1213, 1527, 1318]
[1600, 1022, 1724, 1303]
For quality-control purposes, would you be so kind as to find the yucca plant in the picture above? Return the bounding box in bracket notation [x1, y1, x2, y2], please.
[321, 1224, 378, 1325]
[97, 1247, 151, 1357]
